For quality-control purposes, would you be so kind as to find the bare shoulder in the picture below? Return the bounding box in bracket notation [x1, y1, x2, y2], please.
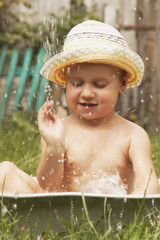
[122, 118, 151, 151]
[118, 115, 150, 144]
[120, 115, 148, 133]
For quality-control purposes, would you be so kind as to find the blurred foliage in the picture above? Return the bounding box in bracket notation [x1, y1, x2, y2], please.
[0, 0, 39, 48]
[0, 0, 99, 51]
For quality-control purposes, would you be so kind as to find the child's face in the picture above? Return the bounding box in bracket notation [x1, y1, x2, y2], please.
[65, 63, 126, 121]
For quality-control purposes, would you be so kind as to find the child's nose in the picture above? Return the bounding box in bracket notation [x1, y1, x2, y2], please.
[81, 85, 95, 99]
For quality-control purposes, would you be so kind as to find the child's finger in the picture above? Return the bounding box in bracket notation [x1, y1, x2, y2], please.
[38, 102, 56, 123]
[47, 109, 56, 122]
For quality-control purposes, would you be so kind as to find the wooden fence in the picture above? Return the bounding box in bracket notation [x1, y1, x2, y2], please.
[0, 46, 48, 124]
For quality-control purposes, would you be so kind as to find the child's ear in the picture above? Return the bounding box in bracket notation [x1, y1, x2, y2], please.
[119, 79, 127, 94]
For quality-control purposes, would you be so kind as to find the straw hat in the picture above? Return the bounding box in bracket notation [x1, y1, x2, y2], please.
[40, 20, 144, 88]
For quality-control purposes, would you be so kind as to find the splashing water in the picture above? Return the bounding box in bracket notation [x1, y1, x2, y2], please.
[83, 173, 127, 195]
[44, 82, 55, 112]
[44, 82, 53, 102]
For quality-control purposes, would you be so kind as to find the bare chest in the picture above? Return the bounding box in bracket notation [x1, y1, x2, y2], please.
[65, 133, 128, 175]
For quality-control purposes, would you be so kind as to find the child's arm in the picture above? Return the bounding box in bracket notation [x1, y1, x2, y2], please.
[129, 126, 160, 195]
[36, 102, 65, 192]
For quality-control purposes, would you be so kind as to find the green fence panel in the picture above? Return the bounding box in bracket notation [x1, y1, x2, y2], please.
[13, 47, 32, 112]
[0, 48, 19, 122]
[26, 47, 45, 111]
[35, 77, 48, 112]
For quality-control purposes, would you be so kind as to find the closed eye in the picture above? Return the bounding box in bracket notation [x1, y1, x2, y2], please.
[94, 82, 108, 88]
[71, 81, 83, 88]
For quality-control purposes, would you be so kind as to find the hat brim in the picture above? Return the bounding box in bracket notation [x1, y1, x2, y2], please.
[40, 45, 144, 88]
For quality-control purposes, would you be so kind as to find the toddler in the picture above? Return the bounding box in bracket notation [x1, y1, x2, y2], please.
[0, 20, 159, 195]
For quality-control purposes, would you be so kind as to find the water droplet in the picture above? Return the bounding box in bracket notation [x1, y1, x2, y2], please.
[117, 222, 122, 229]
[123, 198, 127, 203]
[14, 192, 19, 199]
[94, 149, 98, 152]
[56, 101, 60, 106]
[45, 83, 54, 102]
[74, 179, 79, 184]
[150, 95, 153, 99]
[42, 176, 45, 181]
[12, 203, 17, 210]
[150, 219, 155, 226]
[67, 67, 71, 75]
[73, 171, 76, 175]
[107, 203, 111, 211]
[58, 159, 64, 163]
[49, 169, 54, 175]
[145, 57, 149, 61]
[2, 205, 7, 216]
[155, 127, 159, 132]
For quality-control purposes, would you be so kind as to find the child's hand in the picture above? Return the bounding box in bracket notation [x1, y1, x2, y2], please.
[38, 102, 65, 147]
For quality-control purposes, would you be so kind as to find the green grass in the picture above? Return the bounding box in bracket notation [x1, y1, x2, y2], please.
[150, 133, 160, 178]
[0, 112, 160, 239]
[0, 112, 40, 175]
[0, 194, 160, 239]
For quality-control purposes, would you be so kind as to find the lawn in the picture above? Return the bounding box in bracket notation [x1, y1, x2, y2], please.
[0, 112, 160, 239]
[0, 112, 40, 175]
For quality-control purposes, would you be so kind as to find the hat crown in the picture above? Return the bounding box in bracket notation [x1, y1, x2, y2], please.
[64, 20, 128, 51]
[40, 20, 144, 88]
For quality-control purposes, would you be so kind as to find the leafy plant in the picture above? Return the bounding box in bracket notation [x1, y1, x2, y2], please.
[0, 0, 99, 51]
[0, 0, 38, 48]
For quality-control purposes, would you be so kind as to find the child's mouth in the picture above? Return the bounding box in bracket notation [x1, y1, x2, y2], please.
[79, 103, 98, 108]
